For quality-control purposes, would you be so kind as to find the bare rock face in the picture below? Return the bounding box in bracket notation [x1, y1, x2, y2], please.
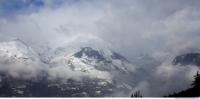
[173, 53, 200, 67]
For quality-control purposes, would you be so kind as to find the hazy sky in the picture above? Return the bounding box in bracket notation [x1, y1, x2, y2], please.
[0, 0, 200, 61]
[0, 0, 200, 96]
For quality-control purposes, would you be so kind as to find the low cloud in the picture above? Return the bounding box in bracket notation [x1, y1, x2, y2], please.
[0, 0, 200, 97]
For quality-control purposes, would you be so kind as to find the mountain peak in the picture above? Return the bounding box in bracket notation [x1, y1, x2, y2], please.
[111, 52, 127, 61]
[73, 47, 128, 62]
[172, 53, 200, 66]
[74, 47, 105, 61]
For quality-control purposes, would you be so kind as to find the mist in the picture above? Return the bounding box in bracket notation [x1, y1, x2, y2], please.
[0, 0, 200, 97]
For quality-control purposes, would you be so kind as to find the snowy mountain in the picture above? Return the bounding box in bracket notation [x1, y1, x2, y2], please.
[47, 46, 137, 96]
[0, 39, 137, 97]
[0, 39, 46, 79]
[50, 47, 134, 73]
[0, 39, 37, 61]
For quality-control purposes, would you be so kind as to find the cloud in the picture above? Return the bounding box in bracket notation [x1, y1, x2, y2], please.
[0, 40, 47, 79]
[152, 63, 199, 96]
[95, 0, 200, 60]
[0, 0, 200, 97]
[1, 0, 200, 58]
[0, 1, 104, 52]
[48, 64, 112, 82]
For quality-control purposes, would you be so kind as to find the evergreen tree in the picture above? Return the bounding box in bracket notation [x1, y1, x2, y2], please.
[166, 71, 200, 97]
[131, 90, 142, 97]
[192, 71, 200, 88]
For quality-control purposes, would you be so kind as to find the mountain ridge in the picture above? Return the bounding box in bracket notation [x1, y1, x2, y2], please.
[0, 39, 137, 97]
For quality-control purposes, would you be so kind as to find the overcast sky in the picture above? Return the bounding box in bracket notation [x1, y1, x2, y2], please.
[0, 0, 200, 59]
[1, 0, 200, 62]
[0, 0, 200, 96]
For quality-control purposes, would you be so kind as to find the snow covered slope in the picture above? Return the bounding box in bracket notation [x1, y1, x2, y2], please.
[0, 38, 137, 97]
[0, 39, 46, 79]
[47, 46, 137, 96]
